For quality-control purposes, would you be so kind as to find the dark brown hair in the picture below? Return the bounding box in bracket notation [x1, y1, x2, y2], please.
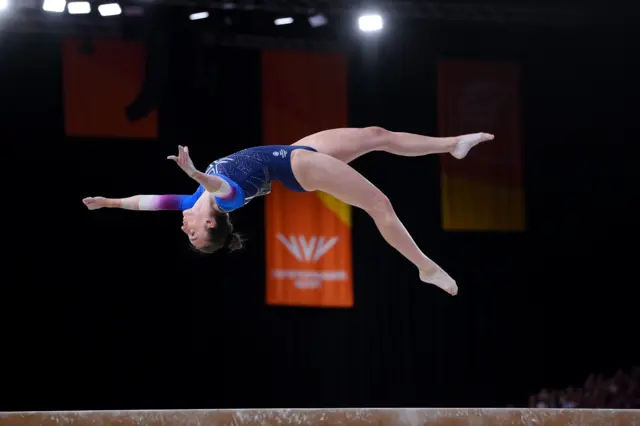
[197, 211, 245, 254]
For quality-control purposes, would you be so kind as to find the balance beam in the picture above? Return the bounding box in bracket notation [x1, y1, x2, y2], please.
[0, 408, 638, 426]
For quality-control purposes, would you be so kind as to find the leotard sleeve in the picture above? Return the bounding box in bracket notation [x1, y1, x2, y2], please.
[210, 173, 245, 213]
[139, 176, 244, 213]
[137, 186, 205, 211]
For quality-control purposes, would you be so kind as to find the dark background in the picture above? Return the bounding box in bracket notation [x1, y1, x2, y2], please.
[0, 3, 637, 411]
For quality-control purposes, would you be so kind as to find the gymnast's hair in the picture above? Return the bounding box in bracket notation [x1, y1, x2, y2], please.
[198, 211, 245, 254]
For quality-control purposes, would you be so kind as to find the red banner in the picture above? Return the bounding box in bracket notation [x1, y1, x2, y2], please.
[62, 38, 157, 139]
[262, 50, 353, 308]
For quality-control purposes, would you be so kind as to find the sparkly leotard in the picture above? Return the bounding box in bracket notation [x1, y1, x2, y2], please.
[146, 145, 316, 213]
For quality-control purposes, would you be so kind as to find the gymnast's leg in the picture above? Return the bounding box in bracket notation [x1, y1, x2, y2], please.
[291, 149, 457, 295]
[294, 127, 493, 164]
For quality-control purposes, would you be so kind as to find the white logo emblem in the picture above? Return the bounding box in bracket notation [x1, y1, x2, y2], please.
[272, 233, 347, 289]
[276, 234, 338, 263]
[272, 149, 287, 158]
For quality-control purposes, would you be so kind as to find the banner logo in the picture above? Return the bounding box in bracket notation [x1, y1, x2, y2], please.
[276, 234, 338, 263]
[272, 233, 346, 289]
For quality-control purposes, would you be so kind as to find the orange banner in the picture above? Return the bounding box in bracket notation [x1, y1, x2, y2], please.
[62, 38, 157, 139]
[262, 50, 353, 308]
[439, 60, 525, 231]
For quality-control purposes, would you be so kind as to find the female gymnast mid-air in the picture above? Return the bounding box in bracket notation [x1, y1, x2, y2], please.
[83, 127, 493, 296]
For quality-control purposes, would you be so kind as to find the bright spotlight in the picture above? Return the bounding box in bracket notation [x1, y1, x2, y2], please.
[0, 0, 8, 12]
[274, 17, 293, 25]
[98, 2, 121, 16]
[189, 11, 209, 20]
[358, 14, 383, 32]
[43, 0, 66, 13]
[68, 1, 90, 14]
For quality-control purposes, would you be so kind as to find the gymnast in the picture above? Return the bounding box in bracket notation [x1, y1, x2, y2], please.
[83, 127, 493, 295]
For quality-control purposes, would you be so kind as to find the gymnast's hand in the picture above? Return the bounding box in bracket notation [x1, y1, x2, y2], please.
[167, 145, 197, 177]
[82, 197, 108, 210]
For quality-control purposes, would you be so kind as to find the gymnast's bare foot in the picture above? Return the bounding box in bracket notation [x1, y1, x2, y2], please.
[451, 133, 494, 159]
[419, 268, 458, 296]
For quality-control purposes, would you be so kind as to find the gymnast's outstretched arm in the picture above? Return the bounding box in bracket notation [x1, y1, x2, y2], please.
[83, 191, 204, 211]
[83, 146, 234, 212]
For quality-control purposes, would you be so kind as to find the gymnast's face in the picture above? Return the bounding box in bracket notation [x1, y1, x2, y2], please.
[181, 197, 216, 249]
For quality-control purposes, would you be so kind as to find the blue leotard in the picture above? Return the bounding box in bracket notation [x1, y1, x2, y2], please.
[152, 145, 316, 213]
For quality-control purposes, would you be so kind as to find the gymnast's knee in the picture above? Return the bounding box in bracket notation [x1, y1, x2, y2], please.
[361, 126, 390, 139]
[360, 126, 392, 150]
[367, 194, 396, 225]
